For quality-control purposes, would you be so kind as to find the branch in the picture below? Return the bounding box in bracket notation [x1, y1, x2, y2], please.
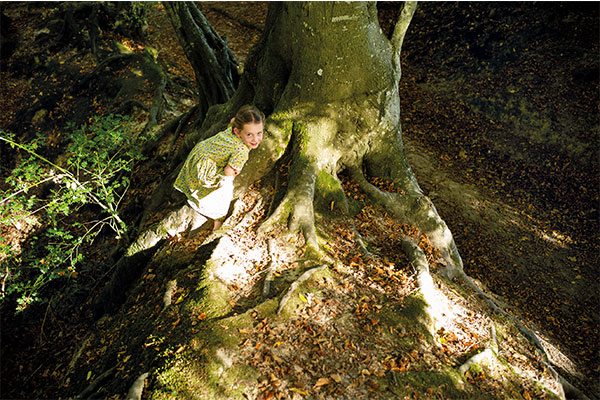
[390, 1, 417, 78]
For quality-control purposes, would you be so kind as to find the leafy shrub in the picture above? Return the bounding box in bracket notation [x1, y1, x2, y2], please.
[0, 114, 149, 312]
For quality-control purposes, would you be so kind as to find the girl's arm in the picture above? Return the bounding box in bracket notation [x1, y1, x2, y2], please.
[224, 165, 239, 176]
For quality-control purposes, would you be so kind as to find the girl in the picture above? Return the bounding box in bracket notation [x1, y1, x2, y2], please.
[125, 105, 264, 257]
[174, 105, 265, 231]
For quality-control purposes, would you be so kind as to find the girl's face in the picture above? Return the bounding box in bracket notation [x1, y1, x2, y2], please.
[234, 122, 264, 150]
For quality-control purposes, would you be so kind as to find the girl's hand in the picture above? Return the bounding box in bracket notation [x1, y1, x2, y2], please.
[224, 165, 239, 177]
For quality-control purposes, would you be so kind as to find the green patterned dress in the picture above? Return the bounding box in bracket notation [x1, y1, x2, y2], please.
[174, 127, 249, 213]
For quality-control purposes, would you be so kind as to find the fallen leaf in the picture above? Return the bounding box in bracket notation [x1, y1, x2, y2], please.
[313, 377, 331, 389]
[289, 387, 308, 395]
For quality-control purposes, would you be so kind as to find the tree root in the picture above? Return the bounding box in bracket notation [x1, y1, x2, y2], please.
[401, 233, 585, 399]
[143, 73, 168, 133]
[349, 165, 463, 278]
[64, 332, 93, 384]
[125, 372, 150, 400]
[400, 238, 444, 339]
[163, 280, 177, 308]
[262, 238, 277, 299]
[260, 158, 320, 253]
[75, 366, 116, 399]
[458, 348, 496, 376]
[351, 222, 373, 258]
[76, 53, 137, 90]
[278, 265, 327, 315]
[456, 268, 590, 400]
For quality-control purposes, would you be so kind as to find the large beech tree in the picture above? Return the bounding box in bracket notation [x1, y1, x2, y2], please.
[233, 2, 461, 273]
[155, 2, 463, 275]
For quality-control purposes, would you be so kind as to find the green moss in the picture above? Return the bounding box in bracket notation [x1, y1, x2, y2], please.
[292, 120, 309, 151]
[314, 170, 348, 214]
[387, 369, 471, 399]
[468, 362, 485, 375]
[377, 295, 434, 346]
[152, 308, 261, 400]
[180, 265, 232, 319]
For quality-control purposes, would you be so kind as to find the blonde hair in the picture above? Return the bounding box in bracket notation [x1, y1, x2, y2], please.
[230, 105, 265, 131]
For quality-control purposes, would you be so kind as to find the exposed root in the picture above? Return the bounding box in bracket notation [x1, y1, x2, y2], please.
[351, 222, 372, 258]
[143, 73, 168, 133]
[261, 238, 277, 299]
[400, 237, 443, 339]
[76, 53, 137, 90]
[456, 269, 590, 400]
[64, 333, 93, 384]
[458, 348, 496, 376]
[277, 265, 327, 315]
[458, 324, 499, 375]
[162, 280, 177, 308]
[75, 366, 117, 399]
[259, 158, 320, 253]
[349, 165, 463, 278]
[125, 372, 150, 400]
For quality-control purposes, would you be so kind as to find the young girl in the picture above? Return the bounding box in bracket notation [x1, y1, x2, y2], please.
[174, 105, 265, 230]
[125, 105, 264, 257]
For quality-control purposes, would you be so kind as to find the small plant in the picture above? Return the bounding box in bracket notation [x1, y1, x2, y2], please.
[0, 114, 149, 312]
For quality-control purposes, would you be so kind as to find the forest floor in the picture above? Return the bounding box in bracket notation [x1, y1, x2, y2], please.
[0, 2, 598, 399]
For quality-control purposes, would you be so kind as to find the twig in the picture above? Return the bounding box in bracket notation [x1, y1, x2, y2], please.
[39, 297, 53, 346]
[1, 265, 9, 297]
[0, 175, 57, 205]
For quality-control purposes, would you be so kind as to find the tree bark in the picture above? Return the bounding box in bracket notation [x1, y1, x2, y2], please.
[164, 2, 239, 121]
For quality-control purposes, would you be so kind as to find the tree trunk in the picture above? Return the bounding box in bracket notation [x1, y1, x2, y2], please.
[129, 2, 462, 275]
[220, 2, 463, 274]
[164, 2, 239, 121]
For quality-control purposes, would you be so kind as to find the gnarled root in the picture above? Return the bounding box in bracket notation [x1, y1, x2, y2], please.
[260, 156, 320, 253]
[125, 372, 150, 400]
[349, 166, 463, 278]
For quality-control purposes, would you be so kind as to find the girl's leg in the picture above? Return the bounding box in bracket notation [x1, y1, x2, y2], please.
[126, 204, 202, 256]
